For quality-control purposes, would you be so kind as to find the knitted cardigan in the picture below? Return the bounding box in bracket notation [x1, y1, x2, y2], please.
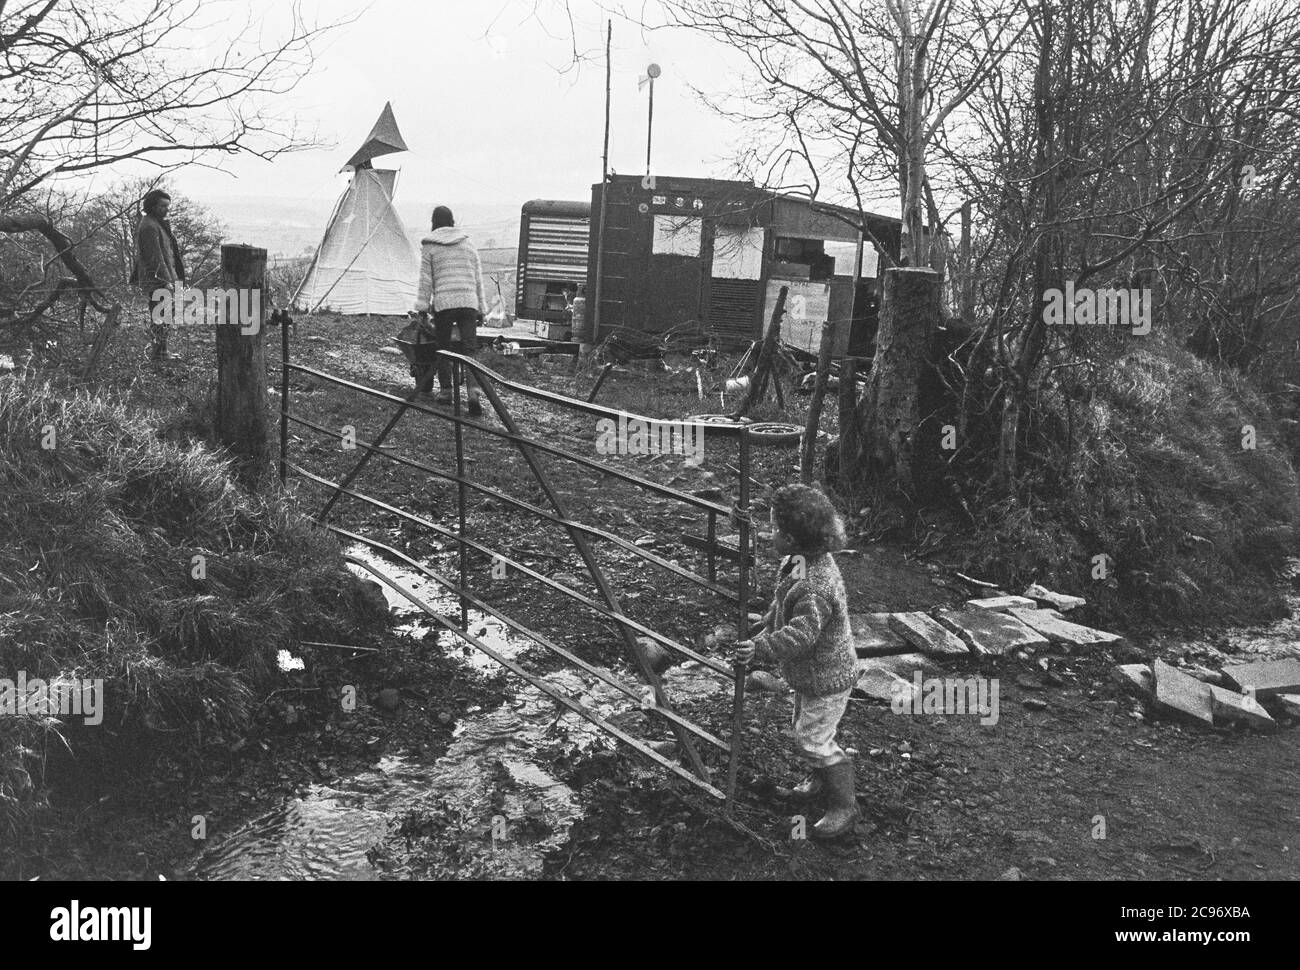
[415, 228, 486, 315]
[750, 553, 856, 697]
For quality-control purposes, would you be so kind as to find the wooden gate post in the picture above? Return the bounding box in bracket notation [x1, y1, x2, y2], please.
[216, 244, 269, 467]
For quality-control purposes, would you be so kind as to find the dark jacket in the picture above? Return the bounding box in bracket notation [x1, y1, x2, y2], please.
[131, 214, 185, 290]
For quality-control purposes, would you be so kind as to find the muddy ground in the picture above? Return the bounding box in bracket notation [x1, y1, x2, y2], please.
[14, 315, 1299, 881]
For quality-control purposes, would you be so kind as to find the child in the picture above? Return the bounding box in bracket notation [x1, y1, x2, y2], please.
[734, 484, 857, 839]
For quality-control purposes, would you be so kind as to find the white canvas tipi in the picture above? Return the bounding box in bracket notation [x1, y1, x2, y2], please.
[293, 103, 417, 315]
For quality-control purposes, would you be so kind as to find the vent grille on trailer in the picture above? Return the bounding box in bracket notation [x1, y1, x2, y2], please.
[523, 216, 589, 281]
[708, 278, 760, 341]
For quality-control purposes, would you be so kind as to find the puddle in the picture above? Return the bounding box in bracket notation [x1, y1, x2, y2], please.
[190, 755, 427, 881]
[189, 546, 728, 880]
[356, 547, 533, 676]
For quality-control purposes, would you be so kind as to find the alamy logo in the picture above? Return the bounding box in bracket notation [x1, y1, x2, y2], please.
[1042, 282, 1151, 335]
[595, 414, 705, 466]
[50, 901, 151, 950]
[150, 283, 262, 334]
[891, 672, 1000, 726]
[0, 671, 103, 726]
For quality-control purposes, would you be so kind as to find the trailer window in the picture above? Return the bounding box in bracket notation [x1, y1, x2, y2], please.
[652, 215, 702, 256]
[712, 225, 765, 280]
[773, 235, 834, 280]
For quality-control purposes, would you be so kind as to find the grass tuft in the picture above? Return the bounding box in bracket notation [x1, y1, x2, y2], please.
[0, 376, 383, 841]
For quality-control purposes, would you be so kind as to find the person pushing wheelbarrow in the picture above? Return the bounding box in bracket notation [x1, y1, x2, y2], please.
[408, 204, 486, 417]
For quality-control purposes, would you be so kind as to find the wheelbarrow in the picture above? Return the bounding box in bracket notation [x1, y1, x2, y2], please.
[395, 319, 440, 392]
[396, 317, 482, 398]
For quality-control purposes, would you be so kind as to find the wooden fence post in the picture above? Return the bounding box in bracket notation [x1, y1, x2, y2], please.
[216, 244, 268, 467]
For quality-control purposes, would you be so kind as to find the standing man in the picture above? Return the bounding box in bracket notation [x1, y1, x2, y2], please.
[131, 188, 186, 362]
[414, 205, 486, 416]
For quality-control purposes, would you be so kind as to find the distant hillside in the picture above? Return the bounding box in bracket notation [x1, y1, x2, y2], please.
[196, 194, 524, 259]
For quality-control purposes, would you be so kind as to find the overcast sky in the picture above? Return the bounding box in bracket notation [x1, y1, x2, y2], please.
[179, 0, 759, 209]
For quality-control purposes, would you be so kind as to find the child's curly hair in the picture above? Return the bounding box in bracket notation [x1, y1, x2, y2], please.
[769, 484, 847, 554]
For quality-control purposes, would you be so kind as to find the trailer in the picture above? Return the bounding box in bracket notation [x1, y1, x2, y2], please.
[585, 175, 902, 353]
[515, 199, 591, 337]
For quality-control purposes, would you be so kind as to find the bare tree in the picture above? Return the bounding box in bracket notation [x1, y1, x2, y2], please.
[948, 0, 1300, 488]
[0, 0, 348, 362]
[660, 0, 1029, 266]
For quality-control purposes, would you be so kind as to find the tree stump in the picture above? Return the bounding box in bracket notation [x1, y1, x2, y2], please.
[215, 244, 269, 468]
[854, 267, 941, 493]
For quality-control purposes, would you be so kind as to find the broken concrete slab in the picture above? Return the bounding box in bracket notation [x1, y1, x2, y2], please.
[1007, 607, 1123, 649]
[1022, 584, 1086, 612]
[966, 595, 1038, 613]
[1207, 684, 1276, 731]
[1152, 659, 1214, 727]
[853, 663, 918, 705]
[888, 612, 970, 657]
[1112, 663, 1154, 697]
[850, 612, 912, 657]
[937, 608, 1049, 656]
[1277, 694, 1300, 718]
[1220, 658, 1300, 699]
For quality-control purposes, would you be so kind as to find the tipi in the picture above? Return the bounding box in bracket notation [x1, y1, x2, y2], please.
[293, 103, 417, 315]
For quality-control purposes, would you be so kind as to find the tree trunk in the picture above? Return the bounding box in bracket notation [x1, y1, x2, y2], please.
[215, 244, 269, 470]
[0, 212, 111, 310]
[852, 267, 941, 494]
[959, 200, 974, 325]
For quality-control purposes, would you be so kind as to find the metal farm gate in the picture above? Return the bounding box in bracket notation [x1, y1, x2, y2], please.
[277, 331, 755, 810]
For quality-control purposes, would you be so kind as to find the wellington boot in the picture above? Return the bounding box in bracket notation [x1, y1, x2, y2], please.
[811, 760, 857, 840]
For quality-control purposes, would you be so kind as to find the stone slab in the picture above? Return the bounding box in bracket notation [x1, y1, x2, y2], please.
[888, 612, 970, 657]
[937, 608, 1049, 656]
[1022, 584, 1086, 612]
[1152, 659, 1214, 726]
[1208, 684, 1276, 731]
[853, 663, 918, 704]
[1277, 694, 1300, 718]
[850, 612, 912, 657]
[1220, 658, 1300, 699]
[1112, 663, 1153, 697]
[1007, 608, 1124, 649]
[966, 595, 1038, 613]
